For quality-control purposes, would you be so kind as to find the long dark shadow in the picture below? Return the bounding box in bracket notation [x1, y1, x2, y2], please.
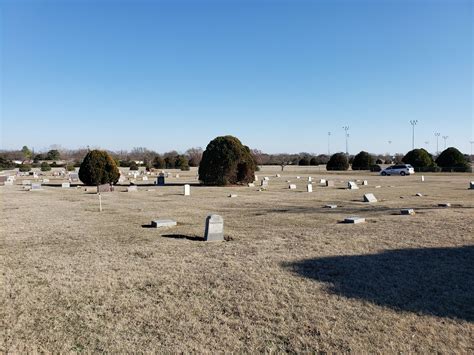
[283, 246, 474, 322]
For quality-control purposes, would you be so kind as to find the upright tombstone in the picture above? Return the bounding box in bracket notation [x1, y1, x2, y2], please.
[183, 184, 190, 196]
[157, 174, 165, 186]
[308, 177, 312, 182]
[69, 173, 79, 182]
[31, 183, 42, 190]
[348, 181, 359, 190]
[363, 193, 377, 203]
[326, 180, 334, 187]
[248, 183, 255, 187]
[175, 174, 180, 178]
[61, 182, 71, 188]
[275, 174, 281, 178]
[264, 176, 270, 181]
[469, 181, 474, 189]
[319, 178, 326, 184]
[142, 176, 148, 181]
[307, 184, 313, 193]
[421, 175, 425, 182]
[261, 179, 268, 187]
[362, 180, 368, 186]
[289, 184, 297, 190]
[254, 175, 258, 182]
[97, 184, 112, 193]
[204, 214, 224, 242]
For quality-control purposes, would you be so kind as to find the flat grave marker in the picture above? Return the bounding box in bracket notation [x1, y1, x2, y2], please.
[151, 219, 177, 228]
[344, 216, 365, 224]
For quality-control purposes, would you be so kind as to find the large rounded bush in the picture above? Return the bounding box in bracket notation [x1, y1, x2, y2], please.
[351, 151, 374, 170]
[435, 147, 470, 172]
[402, 148, 435, 171]
[79, 150, 120, 186]
[199, 135, 256, 186]
[129, 161, 139, 171]
[299, 157, 310, 166]
[326, 153, 349, 171]
[40, 162, 51, 171]
[19, 164, 32, 172]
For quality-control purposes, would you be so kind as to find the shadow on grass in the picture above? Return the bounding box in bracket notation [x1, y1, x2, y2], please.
[161, 234, 204, 241]
[284, 246, 474, 322]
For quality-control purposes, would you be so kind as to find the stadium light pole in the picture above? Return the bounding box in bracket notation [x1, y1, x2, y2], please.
[328, 132, 331, 155]
[342, 126, 349, 155]
[442, 136, 448, 149]
[434, 132, 440, 154]
[410, 120, 418, 149]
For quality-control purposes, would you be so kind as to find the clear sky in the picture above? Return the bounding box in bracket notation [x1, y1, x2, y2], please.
[1, 0, 472, 155]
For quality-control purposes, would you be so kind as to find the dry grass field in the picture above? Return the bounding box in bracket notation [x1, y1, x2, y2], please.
[1, 166, 473, 352]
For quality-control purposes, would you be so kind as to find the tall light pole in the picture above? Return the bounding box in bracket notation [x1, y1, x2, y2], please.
[434, 132, 440, 154]
[442, 135, 448, 149]
[328, 132, 331, 155]
[410, 120, 418, 149]
[342, 126, 349, 155]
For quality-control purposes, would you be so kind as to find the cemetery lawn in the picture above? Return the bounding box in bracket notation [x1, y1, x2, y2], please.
[2, 166, 473, 352]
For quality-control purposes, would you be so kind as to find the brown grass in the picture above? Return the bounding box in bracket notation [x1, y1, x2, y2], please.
[1, 166, 473, 352]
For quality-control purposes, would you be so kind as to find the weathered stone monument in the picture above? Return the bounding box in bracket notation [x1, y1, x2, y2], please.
[151, 219, 177, 228]
[61, 182, 71, 188]
[157, 174, 165, 186]
[363, 193, 377, 203]
[326, 180, 334, 187]
[261, 179, 268, 187]
[470, 181, 474, 189]
[184, 184, 190, 196]
[307, 184, 313, 192]
[319, 179, 326, 184]
[348, 181, 359, 190]
[204, 214, 224, 242]
[362, 180, 368, 186]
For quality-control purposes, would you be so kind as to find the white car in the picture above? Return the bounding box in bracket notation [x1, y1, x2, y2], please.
[380, 164, 415, 176]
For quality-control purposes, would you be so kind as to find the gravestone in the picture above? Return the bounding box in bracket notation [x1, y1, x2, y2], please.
[344, 216, 365, 224]
[151, 219, 177, 228]
[289, 184, 297, 190]
[254, 175, 258, 182]
[308, 177, 312, 182]
[348, 181, 359, 190]
[127, 185, 138, 192]
[261, 179, 268, 187]
[401, 208, 415, 215]
[319, 179, 326, 184]
[276, 174, 281, 178]
[375, 185, 381, 188]
[363, 193, 377, 203]
[264, 176, 270, 181]
[228, 194, 237, 198]
[421, 175, 425, 182]
[157, 174, 165, 186]
[469, 181, 474, 189]
[204, 214, 224, 242]
[326, 180, 334, 187]
[307, 184, 313, 192]
[4, 180, 13, 186]
[31, 183, 42, 190]
[184, 184, 190, 196]
[97, 184, 112, 193]
[324, 204, 337, 208]
[61, 182, 71, 188]
[415, 193, 423, 197]
[42, 178, 49, 183]
[69, 173, 79, 182]
[175, 174, 180, 178]
[438, 203, 451, 207]
[296, 176, 301, 179]
[142, 176, 148, 181]
[362, 180, 368, 186]
[248, 183, 255, 187]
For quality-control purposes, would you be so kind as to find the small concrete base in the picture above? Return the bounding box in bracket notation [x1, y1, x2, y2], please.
[151, 219, 177, 228]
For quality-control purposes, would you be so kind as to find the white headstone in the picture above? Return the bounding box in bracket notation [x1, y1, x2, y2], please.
[438, 203, 451, 207]
[289, 184, 297, 190]
[401, 208, 415, 215]
[31, 183, 42, 190]
[421, 175, 425, 182]
[276, 174, 281, 178]
[348, 181, 359, 190]
[296, 176, 301, 179]
[184, 184, 190, 196]
[307, 184, 313, 192]
[42, 178, 49, 183]
[261, 179, 268, 187]
[204, 214, 224, 242]
[264, 176, 270, 181]
[319, 179, 326, 184]
[142, 176, 148, 181]
[248, 183, 255, 187]
[254, 175, 258, 182]
[344, 216, 365, 224]
[363, 193, 377, 203]
[228, 194, 237, 198]
[151, 219, 177, 228]
[469, 181, 474, 189]
[175, 174, 180, 178]
[324, 204, 337, 209]
[61, 182, 70, 188]
[415, 193, 423, 197]
[362, 180, 368, 186]
[308, 177, 312, 182]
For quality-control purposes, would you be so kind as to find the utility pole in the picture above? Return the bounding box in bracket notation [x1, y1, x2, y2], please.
[435, 132, 440, 154]
[327, 132, 331, 155]
[342, 126, 349, 155]
[442, 136, 448, 149]
[410, 120, 418, 149]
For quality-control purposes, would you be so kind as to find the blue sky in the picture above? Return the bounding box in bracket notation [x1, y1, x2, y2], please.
[1, 0, 472, 154]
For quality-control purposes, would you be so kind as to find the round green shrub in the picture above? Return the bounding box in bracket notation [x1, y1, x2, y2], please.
[299, 157, 310, 166]
[79, 150, 120, 186]
[370, 164, 382, 172]
[198, 135, 256, 186]
[19, 164, 32, 172]
[40, 162, 51, 171]
[309, 157, 318, 166]
[435, 147, 470, 172]
[402, 148, 435, 171]
[175, 155, 190, 171]
[66, 164, 76, 172]
[326, 153, 349, 171]
[129, 161, 139, 171]
[376, 158, 383, 164]
[351, 151, 374, 170]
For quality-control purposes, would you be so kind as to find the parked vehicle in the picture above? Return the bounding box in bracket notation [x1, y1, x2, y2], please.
[380, 164, 415, 176]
